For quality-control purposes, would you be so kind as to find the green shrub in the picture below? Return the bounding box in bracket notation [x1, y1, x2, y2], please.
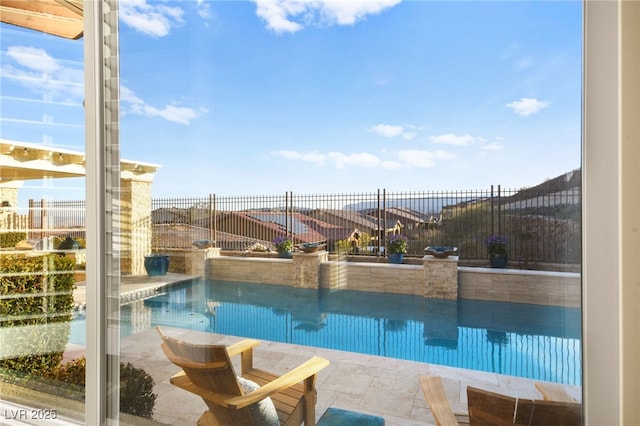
[0, 254, 75, 375]
[0, 232, 27, 248]
[335, 239, 351, 254]
[74, 237, 86, 249]
[120, 361, 157, 418]
[51, 236, 63, 249]
[357, 232, 371, 252]
[48, 357, 157, 418]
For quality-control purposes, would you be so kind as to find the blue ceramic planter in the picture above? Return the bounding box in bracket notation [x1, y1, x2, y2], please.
[277, 250, 292, 259]
[489, 254, 508, 268]
[144, 254, 170, 276]
[388, 253, 404, 264]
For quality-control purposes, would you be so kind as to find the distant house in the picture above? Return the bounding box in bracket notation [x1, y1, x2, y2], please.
[152, 207, 190, 225]
[306, 209, 380, 236]
[381, 219, 403, 236]
[152, 224, 213, 249]
[215, 211, 326, 245]
[361, 207, 426, 230]
[298, 216, 361, 252]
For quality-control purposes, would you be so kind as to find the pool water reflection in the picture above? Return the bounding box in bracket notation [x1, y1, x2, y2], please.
[72, 279, 581, 385]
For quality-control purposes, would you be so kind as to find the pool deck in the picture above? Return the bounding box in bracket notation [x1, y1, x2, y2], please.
[71, 274, 582, 426]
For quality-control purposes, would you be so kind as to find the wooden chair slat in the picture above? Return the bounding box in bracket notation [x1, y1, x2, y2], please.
[419, 376, 460, 426]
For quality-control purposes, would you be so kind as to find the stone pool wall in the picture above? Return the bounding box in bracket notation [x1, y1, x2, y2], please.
[199, 251, 580, 307]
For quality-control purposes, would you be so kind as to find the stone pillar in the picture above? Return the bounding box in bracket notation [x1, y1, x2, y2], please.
[0, 184, 21, 231]
[423, 255, 459, 299]
[293, 250, 328, 289]
[120, 178, 152, 276]
[185, 247, 221, 276]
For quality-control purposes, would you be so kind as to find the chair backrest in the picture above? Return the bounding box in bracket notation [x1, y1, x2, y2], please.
[468, 386, 581, 426]
[467, 386, 532, 426]
[157, 328, 244, 399]
[518, 399, 582, 426]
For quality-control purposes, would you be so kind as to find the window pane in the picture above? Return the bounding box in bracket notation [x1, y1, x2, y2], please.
[0, 20, 86, 424]
[116, 1, 582, 424]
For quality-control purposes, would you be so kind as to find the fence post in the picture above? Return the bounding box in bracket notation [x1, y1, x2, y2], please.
[490, 186, 495, 237]
[209, 194, 215, 244]
[497, 185, 502, 236]
[41, 198, 47, 239]
[376, 189, 382, 256]
[28, 199, 34, 239]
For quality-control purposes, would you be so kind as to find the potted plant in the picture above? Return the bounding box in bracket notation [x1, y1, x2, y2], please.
[273, 236, 293, 258]
[387, 234, 407, 264]
[485, 235, 508, 268]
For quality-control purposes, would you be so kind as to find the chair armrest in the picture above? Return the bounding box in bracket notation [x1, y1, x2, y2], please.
[170, 371, 240, 407]
[170, 356, 329, 410]
[420, 376, 459, 426]
[534, 382, 576, 402]
[226, 339, 260, 357]
[228, 356, 330, 409]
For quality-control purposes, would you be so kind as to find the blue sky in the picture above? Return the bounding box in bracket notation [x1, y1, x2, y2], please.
[0, 0, 582, 201]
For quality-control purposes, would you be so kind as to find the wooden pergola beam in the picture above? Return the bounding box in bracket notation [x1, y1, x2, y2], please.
[0, 0, 83, 40]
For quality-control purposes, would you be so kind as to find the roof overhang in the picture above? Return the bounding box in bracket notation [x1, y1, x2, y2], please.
[0, 139, 161, 183]
[0, 0, 83, 40]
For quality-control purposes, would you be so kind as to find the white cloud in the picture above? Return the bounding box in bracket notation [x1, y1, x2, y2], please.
[370, 123, 418, 140]
[119, 0, 185, 37]
[122, 85, 206, 125]
[397, 150, 437, 168]
[252, 0, 401, 34]
[371, 124, 404, 138]
[327, 152, 381, 169]
[2, 46, 83, 101]
[321, 0, 402, 25]
[505, 97, 549, 116]
[196, 0, 212, 20]
[429, 133, 479, 146]
[277, 150, 328, 165]
[402, 132, 416, 141]
[381, 160, 406, 170]
[273, 147, 454, 170]
[7, 46, 60, 73]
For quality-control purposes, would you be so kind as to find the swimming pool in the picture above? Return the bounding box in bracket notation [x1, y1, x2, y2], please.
[71, 279, 581, 385]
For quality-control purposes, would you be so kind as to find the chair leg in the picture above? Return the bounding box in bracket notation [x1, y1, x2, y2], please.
[197, 411, 222, 426]
[304, 376, 318, 425]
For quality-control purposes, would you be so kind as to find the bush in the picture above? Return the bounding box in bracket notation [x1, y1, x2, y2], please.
[0, 254, 75, 375]
[0, 232, 27, 248]
[335, 239, 351, 254]
[51, 236, 63, 249]
[120, 362, 157, 418]
[74, 237, 86, 249]
[48, 357, 157, 418]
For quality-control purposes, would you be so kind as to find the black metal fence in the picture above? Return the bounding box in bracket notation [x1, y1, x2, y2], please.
[3, 187, 580, 266]
[0, 200, 86, 241]
[152, 186, 581, 266]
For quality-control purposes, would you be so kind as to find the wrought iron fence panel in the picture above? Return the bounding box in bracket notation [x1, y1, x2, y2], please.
[147, 186, 581, 266]
[26, 199, 86, 240]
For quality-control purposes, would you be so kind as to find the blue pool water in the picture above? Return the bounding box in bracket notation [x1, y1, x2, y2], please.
[71, 279, 581, 385]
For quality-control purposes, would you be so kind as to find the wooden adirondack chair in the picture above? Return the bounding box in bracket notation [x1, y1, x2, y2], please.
[467, 386, 582, 426]
[420, 375, 582, 426]
[157, 327, 330, 425]
[419, 376, 460, 426]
